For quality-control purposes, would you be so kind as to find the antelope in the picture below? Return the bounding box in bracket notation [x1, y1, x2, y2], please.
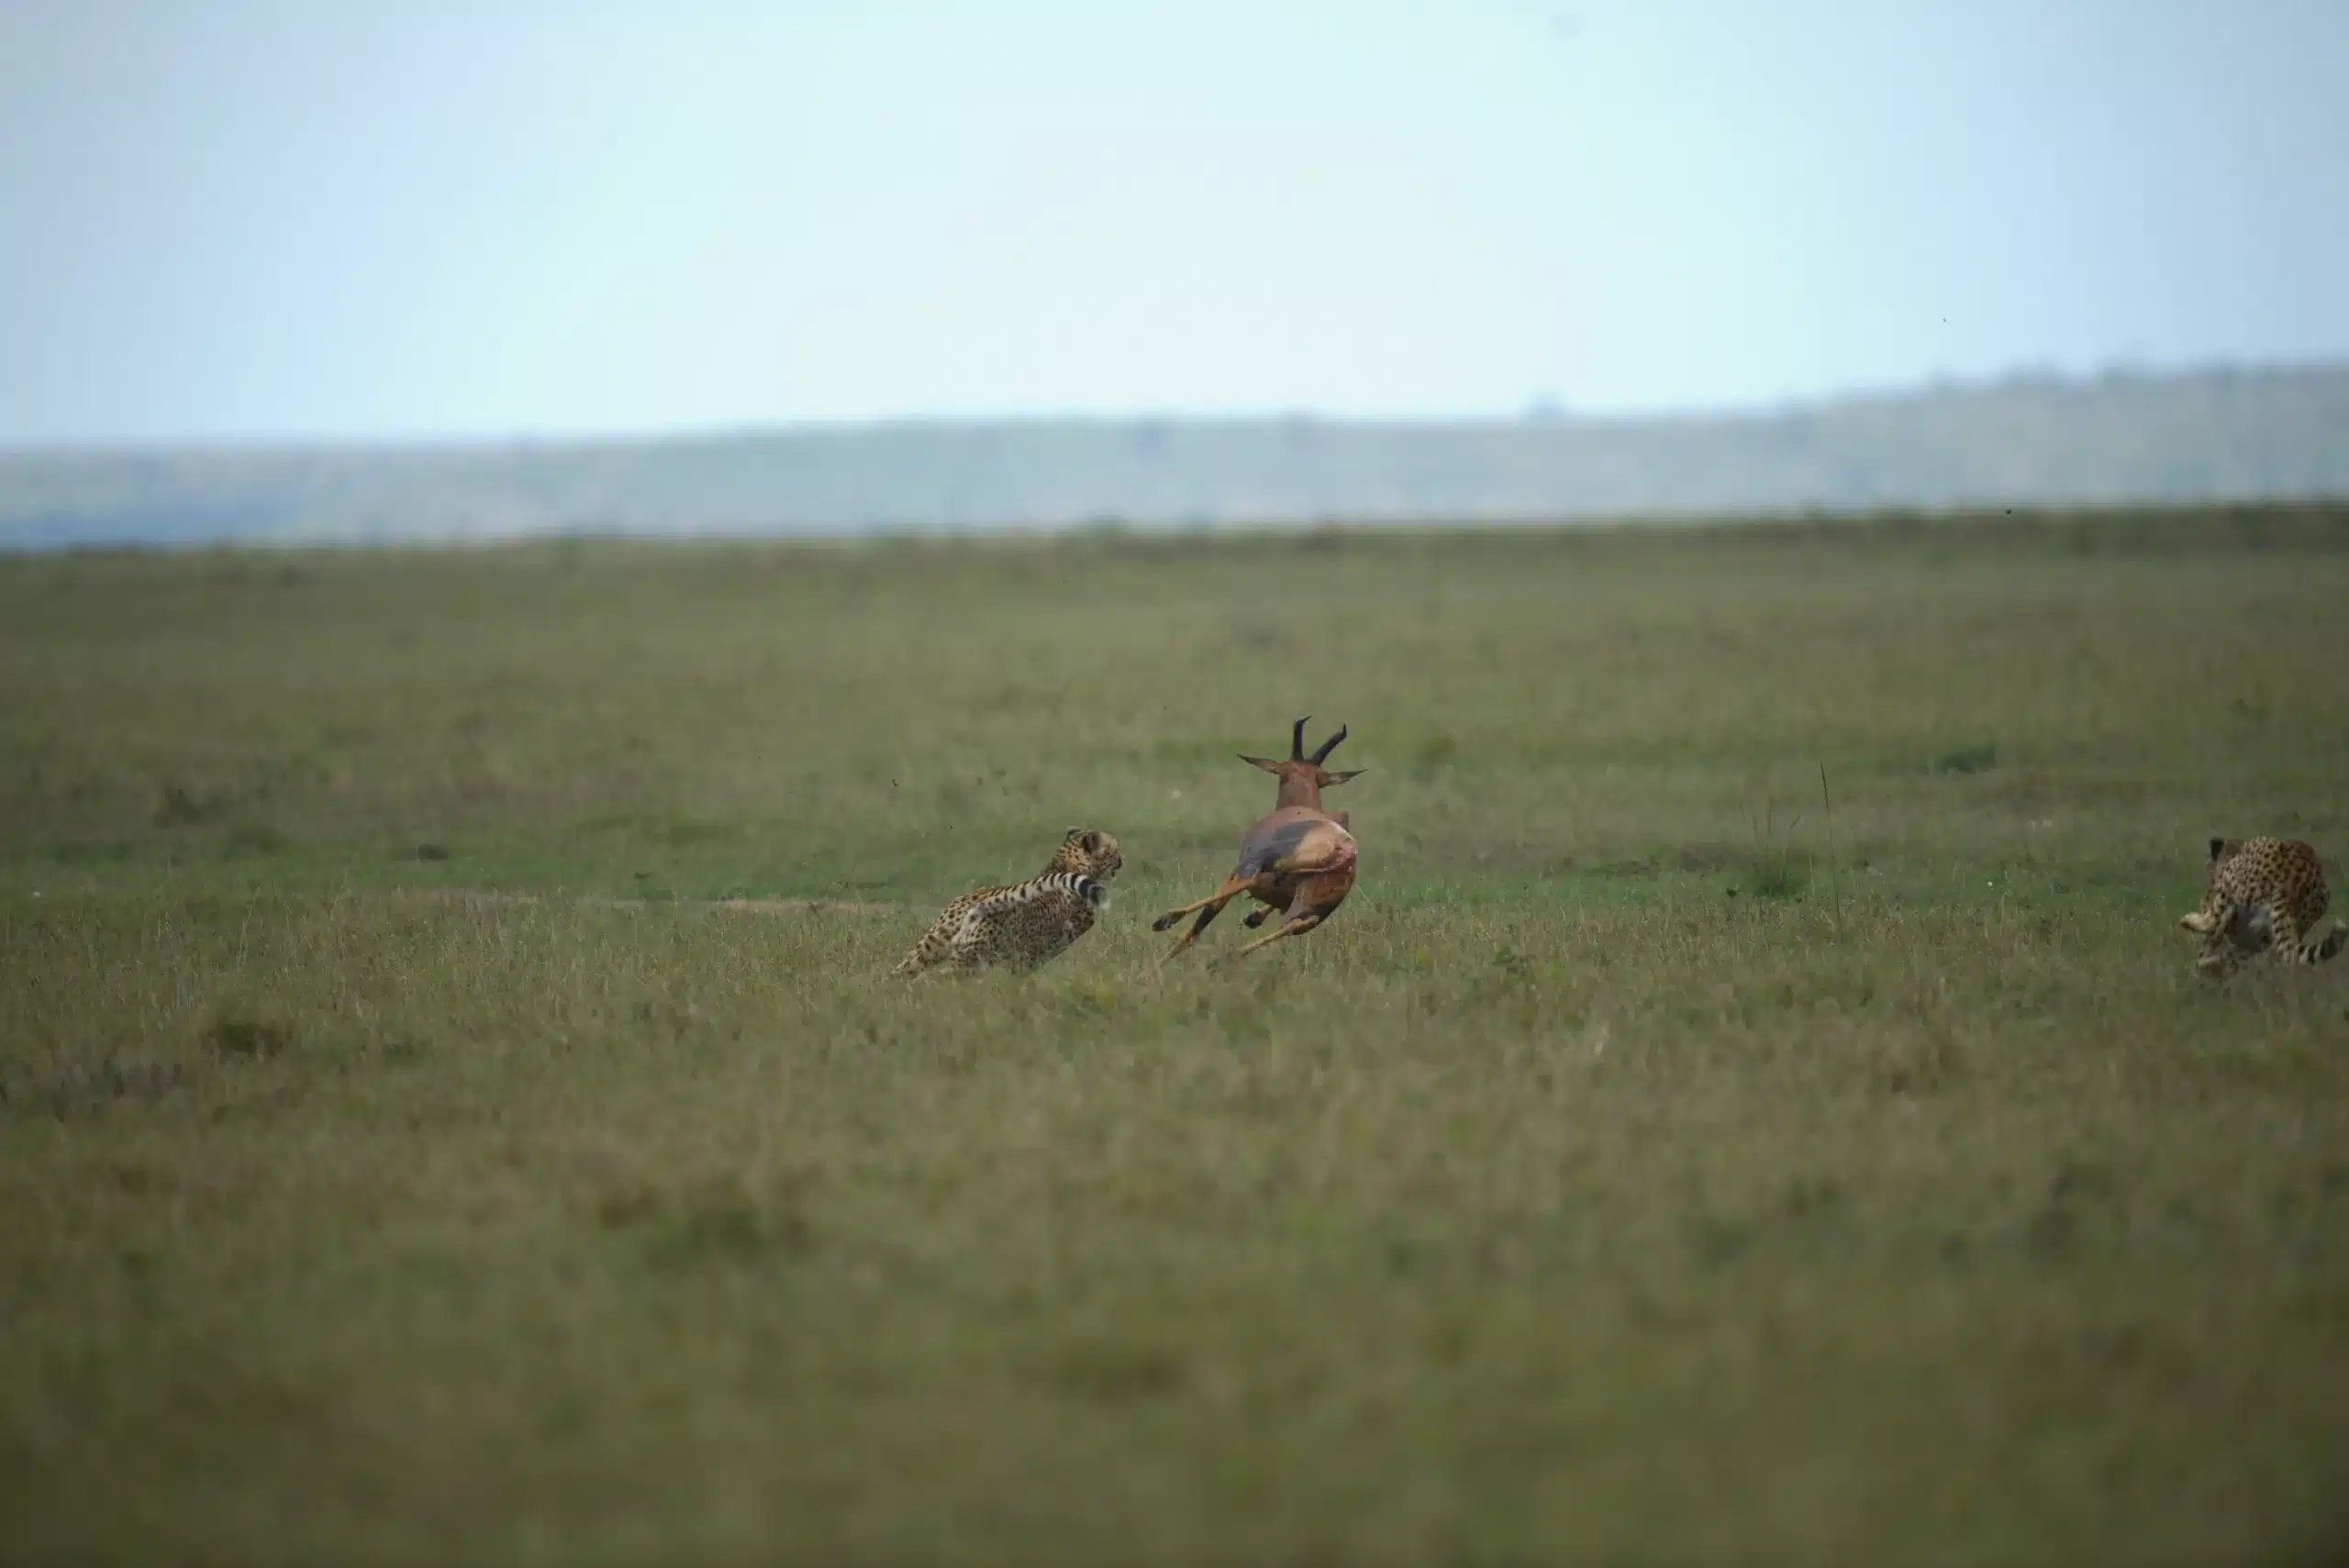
[1152, 717, 1364, 968]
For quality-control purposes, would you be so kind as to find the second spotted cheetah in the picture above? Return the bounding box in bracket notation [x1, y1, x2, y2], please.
[2178, 836, 2346, 973]
[895, 828, 1124, 976]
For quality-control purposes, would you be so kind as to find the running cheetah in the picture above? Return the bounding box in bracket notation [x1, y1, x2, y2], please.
[2178, 836, 2346, 974]
[895, 828, 1124, 975]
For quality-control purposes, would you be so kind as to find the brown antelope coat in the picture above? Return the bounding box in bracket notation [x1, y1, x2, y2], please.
[1152, 717, 1364, 967]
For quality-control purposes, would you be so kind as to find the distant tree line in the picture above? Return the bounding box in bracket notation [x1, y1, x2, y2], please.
[5, 364, 2345, 548]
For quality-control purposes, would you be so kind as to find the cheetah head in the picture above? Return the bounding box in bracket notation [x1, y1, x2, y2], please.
[1054, 827, 1124, 881]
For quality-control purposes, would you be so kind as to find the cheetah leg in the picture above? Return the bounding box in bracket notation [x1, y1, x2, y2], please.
[2188, 898, 2239, 972]
[2270, 906, 2335, 965]
[2309, 864, 2347, 962]
[895, 940, 946, 977]
[2296, 887, 2343, 963]
[2269, 909, 2299, 962]
[2195, 934, 2239, 971]
[899, 899, 993, 977]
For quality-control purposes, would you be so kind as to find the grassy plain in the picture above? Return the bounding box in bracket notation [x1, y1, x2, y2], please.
[4, 506, 2349, 1563]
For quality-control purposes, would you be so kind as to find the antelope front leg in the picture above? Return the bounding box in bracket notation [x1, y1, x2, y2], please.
[1152, 875, 1252, 965]
[1156, 896, 1250, 972]
[1152, 873, 1255, 931]
[1222, 911, 1325, 962]
[1222, 912, 1325, 963]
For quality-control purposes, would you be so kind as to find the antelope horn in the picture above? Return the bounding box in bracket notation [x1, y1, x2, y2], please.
[1310, 723, 1348, 763]
[1289, 716, 1310, 762]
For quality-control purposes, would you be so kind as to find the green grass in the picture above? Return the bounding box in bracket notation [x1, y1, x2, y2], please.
[5, 506, 2349, 1564]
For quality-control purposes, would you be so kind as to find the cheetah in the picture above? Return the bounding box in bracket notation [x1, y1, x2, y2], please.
[2178, 836, 2346, 974]
[895, 828, 1124, 976]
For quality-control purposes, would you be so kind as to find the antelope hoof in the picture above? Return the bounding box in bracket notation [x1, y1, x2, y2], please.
[1242, 908, 1272, 928]
[1152, 911, 1181, 932]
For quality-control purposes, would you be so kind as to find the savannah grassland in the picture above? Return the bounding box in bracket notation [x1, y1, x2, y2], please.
[4, 508, 2349, 1565]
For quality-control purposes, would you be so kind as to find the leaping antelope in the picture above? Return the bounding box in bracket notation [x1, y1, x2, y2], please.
[1152, 717, 1364, 968]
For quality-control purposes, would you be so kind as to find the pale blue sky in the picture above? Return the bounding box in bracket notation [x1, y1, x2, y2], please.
[4, 0, 2345, 446]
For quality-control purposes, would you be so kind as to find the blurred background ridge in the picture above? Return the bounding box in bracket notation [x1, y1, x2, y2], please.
[6, 363, 2348, 547]
[6, 1, 2348, 547]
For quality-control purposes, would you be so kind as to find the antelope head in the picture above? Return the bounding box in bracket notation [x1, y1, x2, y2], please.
[1239, 716, 1364, 813]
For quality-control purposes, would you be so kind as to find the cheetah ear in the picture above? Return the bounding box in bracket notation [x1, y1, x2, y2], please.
[2209, 836, 2227, 862]
[1064, 826, 1084, 842]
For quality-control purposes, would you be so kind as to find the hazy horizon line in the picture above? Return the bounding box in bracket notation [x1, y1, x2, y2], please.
[8, 356, 2341, 463]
